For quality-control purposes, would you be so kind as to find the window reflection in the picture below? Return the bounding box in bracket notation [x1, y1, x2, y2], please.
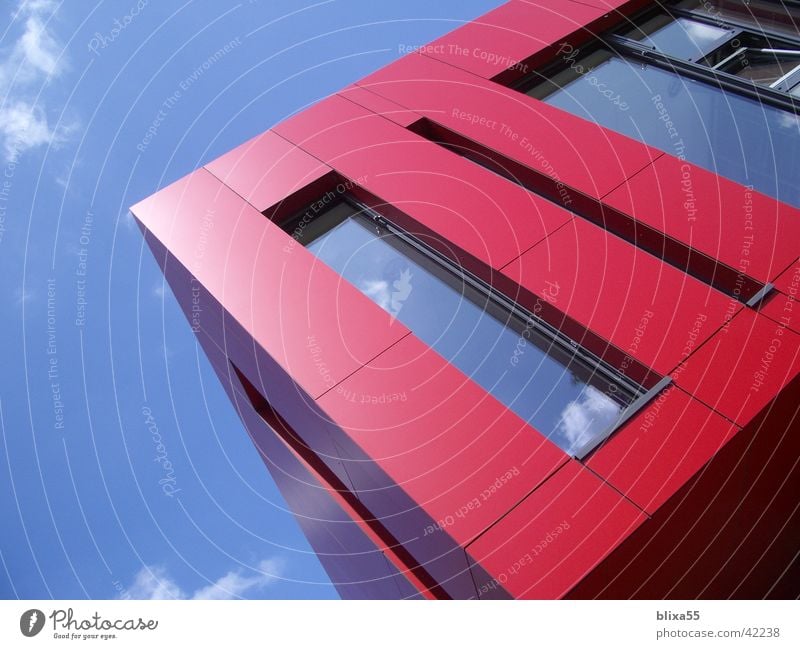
[675, 0, 800, 40]
[525, 51, 800, 206]
[297, 203, 632, 455]
[623, 14, 733, 61]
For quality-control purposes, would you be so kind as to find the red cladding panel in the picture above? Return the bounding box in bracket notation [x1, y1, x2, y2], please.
[587, 384, 740, 514]
[468, 461, 646, 599]
[205, 129, 331, 212]
[760, 291, 800, 336]
[357, 52, 660, 199]
[604, 156, 800, 285]
[420, 0, 615, 80]
[276, 94, 573, 270]
[772, 258, 800, 296]
[316, 334, 568, 546]
[130, 169, 410, 399]
[502, 218, 736, 375]
[338, 85, 422, 127]
[675, 309, 800, 426]
[759, 260, 800, 333]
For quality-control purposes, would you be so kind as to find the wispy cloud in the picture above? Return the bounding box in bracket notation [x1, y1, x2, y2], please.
[192, 558, 283, 600]
[0, 0, 73, 161]
[557, 386, 621, 455]
[125, 565, 185, 600]
[123, 559, 284, 600]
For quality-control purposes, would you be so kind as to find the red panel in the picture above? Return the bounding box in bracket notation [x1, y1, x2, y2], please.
[674, 309, 800, 426]
[587, 384, 740, 514]
[356, 52, 660, 200]
[604, 156, 800, 286]
[276, 94, 573, 270]
[204, 129, 330, 213]
[316, 334, 568, 546]
[467, 460, 646, 599]
[772, 257, 800, 296]
[130, 169, 410, 399]
[419, 0, 614, 80]
[502, 218, 736, 375]
[338, 84, 421, 127]
[760, 290, 800, 336]
[760, 260, 800, 333]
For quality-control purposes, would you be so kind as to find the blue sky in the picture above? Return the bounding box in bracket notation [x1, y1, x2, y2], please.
[0, 0, 502, 600]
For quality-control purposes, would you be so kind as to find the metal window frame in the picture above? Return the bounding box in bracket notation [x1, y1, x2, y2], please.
[606, 34, 800, 114]
[512, 0, 800, 115]
[572, 375, 674, 459]
[672, 2, 800, 49]
[285, 194, 682, 459]
[346, 197, 646, 400]
[622, 11, 740, 63]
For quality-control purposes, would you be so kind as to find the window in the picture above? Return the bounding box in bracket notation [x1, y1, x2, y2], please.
[622, 13, 735, 61]
[712, 46, 800, 91]
[517, 0, 800, 207]
[408, 117, 766, 303]
[675, 0, 800, 40]
[284, 198, 654, 458]
[621, 9, 800, 89]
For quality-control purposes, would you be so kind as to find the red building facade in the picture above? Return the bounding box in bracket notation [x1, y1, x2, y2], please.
[131, 0, 800, 599]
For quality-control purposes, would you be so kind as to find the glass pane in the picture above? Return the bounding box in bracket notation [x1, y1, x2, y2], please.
[303, 205, 632, 455]
[527, 50, 800, 207]
[676, 0, 800, 40]
[623, 14, 733, 61]
[717, 48, 800, 85]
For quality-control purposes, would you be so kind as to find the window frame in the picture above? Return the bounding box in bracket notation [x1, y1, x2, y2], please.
[281, 195, 676, 459]
[512, 0, 800, 115]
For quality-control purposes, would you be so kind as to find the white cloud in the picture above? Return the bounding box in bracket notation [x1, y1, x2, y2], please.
[557, 386, 621, 455]
[192, 558, 283, 600]
[125, 565, 186, 600]
[123, 559, 284, 600]
[0, 102, 55, 160]
[359, 279, 391, 311]
[779, 112, 800, 132]
[18, 13, 60, 76]
[0, 0, 71, 161]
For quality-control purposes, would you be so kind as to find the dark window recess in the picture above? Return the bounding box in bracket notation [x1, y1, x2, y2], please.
[408, 118, 765, 303]
[282, 197, 666, 458]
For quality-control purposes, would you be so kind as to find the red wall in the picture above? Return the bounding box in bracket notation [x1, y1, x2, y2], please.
[131, 0, 800, 598]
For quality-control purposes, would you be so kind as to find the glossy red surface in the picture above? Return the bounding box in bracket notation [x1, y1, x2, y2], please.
[205, 129, 331, 213]
[604, 156, 800, 286]
[502, 217, 736, 375]
[772, 257, 800, 296]
[674, 309, 800, 426]
[317, 334, 568, 547]
[276, 94, 573, 271]
[467, 460, 646, 599]
[133, 0, 800, 599]
[357, 52, 661, 200]
[587, 384, 739, 514]
[131, 169, 410, 399]
[760, 290, 800, 336]
[338, 84, 421, 127]
[420, 0, 619, 81]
